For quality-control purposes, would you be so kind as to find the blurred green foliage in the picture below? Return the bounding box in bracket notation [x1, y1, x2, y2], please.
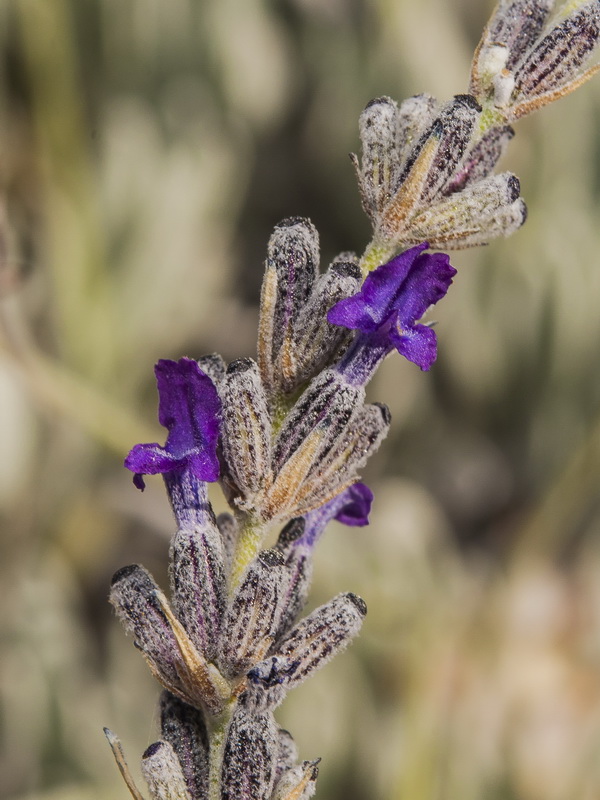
[1, 1, 600, 799]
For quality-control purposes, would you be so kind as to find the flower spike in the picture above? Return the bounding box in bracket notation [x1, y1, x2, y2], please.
[107, 2, 600, 795]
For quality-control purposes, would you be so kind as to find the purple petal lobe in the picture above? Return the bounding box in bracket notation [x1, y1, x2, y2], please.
[390, 321, 439, 371]
[333, 482, 373, 527]
[393, 251, 456, 325]
[300, 482, 374, 548]
[125, 357, 221, 486]
[125, 443, 186, 475]
[327, 243, 429, 331]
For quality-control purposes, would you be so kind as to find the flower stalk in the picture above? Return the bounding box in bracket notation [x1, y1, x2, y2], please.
[105, 2, 600, 798]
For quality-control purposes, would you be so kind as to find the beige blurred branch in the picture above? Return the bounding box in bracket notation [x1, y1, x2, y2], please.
[513, 420, 600, 564]
[0, 282, 156, 455]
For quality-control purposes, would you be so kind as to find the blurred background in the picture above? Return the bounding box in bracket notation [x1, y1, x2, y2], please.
[1, 0, 600, 798]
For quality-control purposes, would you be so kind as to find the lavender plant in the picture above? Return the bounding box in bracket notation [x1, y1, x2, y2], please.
[105, 2, 600, 798]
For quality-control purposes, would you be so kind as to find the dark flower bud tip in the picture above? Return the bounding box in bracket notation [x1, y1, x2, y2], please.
[331, 261, 362, 280]
[226, 357, 255, 375]
[142, 742, 164, 760]
[364, 95, 395, 111]
[258, 548, 285, 568]
[346, 592, 368, 617]
[330, 251, 358, 267]
[141, 738, 191, 798]
[373, 402, 392, 426]
[111, 564, 141, 586]
[507, 174, 521, 202]
[453, 93, 482, 112]
[277, 518, 306, 548]
[276, 216, 311, 229]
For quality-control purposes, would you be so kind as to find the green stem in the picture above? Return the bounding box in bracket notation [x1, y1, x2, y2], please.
[359, 240, 395, 275]
[207, 704, 236, 800]
[271, 385, 304, 435]
[229, 516, 267, 592]
[477, 102, 506, 137]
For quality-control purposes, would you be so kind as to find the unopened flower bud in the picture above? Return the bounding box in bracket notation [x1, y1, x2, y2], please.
[110, 565, 183, 692]
[353, 96, 401, 222]
[511, 2, 600, 118]
[375, 95, 481, 247]
[160, 691, 209, 800]
[471, 0, 600, 120]
[220, 358, 272, 500]
[258, 218, 320, 395]
[244, 593, 367, 710]
[401, 94, 482, 206]
[490, 0, 552, 65]
[407, 172, 526, 249]
[169, 520, 226, 661]
[272, 371, 363, 472]
[295, 403, 391, 514]
[110, 565, 230, 713]
[272, 761, 320, 800]
[218, 550, 290, 679]
[264, 371, 364, 520]
[221, 709, 279, 800]
[141, 740, 192, 800]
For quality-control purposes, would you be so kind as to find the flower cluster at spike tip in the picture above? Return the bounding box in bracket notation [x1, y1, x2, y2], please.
[105, 3, 600, 800]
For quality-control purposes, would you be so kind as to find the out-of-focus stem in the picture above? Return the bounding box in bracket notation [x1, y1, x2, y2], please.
[0, 270, 154, 455]
[17, 0, 115, 384]
[512, 413, 600, 564]
[0, 341, 154, 456]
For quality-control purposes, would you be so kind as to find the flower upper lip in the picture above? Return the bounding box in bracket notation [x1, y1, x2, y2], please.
[124, 357, 221, 489]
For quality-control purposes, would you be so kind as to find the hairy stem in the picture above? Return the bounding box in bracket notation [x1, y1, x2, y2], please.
[207, 705, 236, 800]
[359, 240, 395, 275]
[229, 516, 267, 591]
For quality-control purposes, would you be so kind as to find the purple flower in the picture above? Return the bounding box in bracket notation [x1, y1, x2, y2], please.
[125, 358, 221, 490]
[270, 482, 373, 644]
[328, 243, 456, 380]
[300, 482, 373, 548]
